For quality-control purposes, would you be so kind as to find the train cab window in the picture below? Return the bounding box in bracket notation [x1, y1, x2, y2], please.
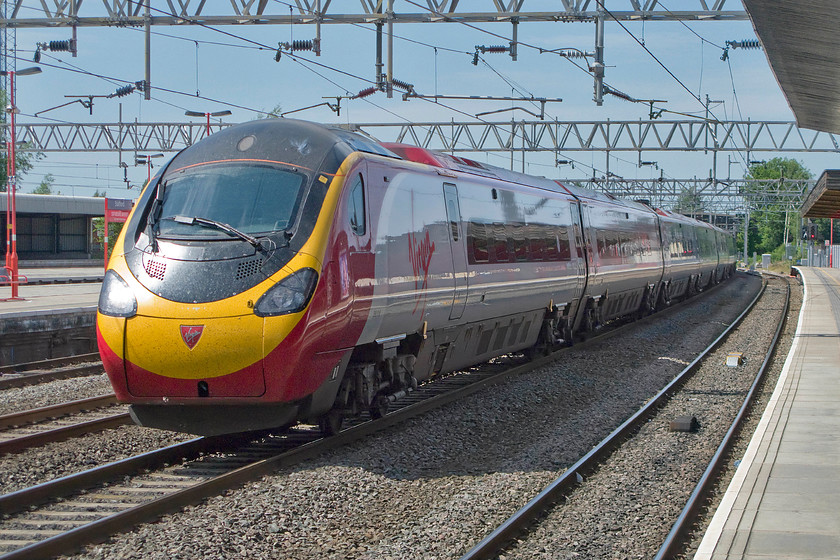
[347, 174, 366, 235]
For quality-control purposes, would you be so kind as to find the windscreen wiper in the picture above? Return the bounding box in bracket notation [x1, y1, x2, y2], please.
[173, 215, 260, 247]
[144, 180, 167, 253]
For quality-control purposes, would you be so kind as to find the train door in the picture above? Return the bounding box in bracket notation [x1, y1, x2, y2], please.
[346, 165, 372, 312]
[325, 163, 370, 348]
[443, 183, 467, 320]
[569, 201, 587, 300]
[580, 202, 599, 286]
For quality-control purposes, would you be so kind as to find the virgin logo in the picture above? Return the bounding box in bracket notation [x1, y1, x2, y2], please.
[180, 325, 205, 350]
[408, 229, 435, 313]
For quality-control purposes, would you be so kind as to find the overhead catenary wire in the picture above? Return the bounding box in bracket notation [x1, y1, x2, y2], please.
[12, 3, 757, 185]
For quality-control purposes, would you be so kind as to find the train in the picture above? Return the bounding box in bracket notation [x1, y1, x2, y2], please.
[97, 119, 737, 436]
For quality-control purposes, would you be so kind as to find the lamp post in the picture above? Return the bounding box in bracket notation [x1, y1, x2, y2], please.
[135, 153, 164, 185]
[185, 110, 232, 136]
[2, 66, 41, 300]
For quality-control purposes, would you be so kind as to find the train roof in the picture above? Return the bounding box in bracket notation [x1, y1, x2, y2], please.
[164, 118, 400, 179]
[551, 181, 656, 214]
[655, 208, 729, 234]
[381, 142, 656, 215]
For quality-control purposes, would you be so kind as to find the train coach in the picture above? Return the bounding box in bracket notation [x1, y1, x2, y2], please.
[97, 119, 736, 436]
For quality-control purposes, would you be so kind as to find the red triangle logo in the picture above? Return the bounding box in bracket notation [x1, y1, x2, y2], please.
[180, 325, 204, 350]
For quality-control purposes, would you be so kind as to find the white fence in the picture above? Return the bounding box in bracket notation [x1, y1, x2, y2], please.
[805, 244, 840, 267]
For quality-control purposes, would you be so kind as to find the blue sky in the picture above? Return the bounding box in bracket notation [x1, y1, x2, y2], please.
[7, 5, 837, 197]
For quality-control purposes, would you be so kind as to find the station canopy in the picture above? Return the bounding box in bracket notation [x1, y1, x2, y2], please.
[801, 170, 840, 219]
[743, 0, 840, 134]
[742, 1, 840, 218]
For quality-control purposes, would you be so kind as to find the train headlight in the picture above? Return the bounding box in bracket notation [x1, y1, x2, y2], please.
[98, 270, 138, 318]
[254, 268, 319, 317]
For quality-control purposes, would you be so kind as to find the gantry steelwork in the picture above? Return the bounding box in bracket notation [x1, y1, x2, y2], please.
[357, 120, 840, 154]
[1, 1, 748, 27]
[575, 177, 813, 216]
[6, 120, 838, 155]
[1, 118, 812, 220]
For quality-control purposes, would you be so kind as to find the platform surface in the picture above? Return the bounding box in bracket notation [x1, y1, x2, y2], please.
[0, 267, 101, 319]
[695, 267, 840, 559]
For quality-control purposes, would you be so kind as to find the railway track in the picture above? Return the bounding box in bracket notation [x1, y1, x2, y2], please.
[0, 395, 128, 455]
[0, 354, 103, 390]
[0, 276, 747, 559]
[458, 274, 791, 560]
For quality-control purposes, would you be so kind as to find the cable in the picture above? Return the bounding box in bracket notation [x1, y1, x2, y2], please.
[12, 54, 267, 116]
[656, 1, 725, 50]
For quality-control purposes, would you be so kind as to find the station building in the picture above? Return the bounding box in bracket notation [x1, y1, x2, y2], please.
[0, 193, 106, 263]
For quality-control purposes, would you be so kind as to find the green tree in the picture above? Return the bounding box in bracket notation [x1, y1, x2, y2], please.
[743, 157, 812, 256]
[673, 187, 705, 216]
[31, 173, 54, 194]
[256, 103, 282, 119]
[91, 218, 125, 261]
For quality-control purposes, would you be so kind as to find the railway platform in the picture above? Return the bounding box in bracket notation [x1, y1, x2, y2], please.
[695, 266, 840, 559]
[0, 266, 101, 365]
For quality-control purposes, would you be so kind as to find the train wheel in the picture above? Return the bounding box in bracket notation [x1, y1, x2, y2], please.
[318, 410, 344, 436]
[369, 394, 390, 419]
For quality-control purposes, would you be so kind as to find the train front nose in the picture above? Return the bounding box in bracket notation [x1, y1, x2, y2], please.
[123, 314, 266, 398]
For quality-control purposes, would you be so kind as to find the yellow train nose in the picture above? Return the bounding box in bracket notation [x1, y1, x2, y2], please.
[124, 314, 266, 398]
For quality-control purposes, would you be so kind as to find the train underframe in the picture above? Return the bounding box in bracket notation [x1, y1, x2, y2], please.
[311, 266, 734, 435]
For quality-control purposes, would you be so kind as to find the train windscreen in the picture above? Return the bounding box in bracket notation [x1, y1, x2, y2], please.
[156, 163, 306, 238]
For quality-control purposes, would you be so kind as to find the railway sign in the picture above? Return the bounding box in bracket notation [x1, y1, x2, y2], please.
[104, 198, 134, 269]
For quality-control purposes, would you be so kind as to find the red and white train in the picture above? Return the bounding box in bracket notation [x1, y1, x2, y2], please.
[97, 119, 737, 436]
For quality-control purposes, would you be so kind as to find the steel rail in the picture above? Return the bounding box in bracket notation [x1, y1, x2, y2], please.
[0, 274, 741, 559]
[0, 353, 100, 375]
[653, 277, 791, 559]
[0, 363, 103, 390]
[459, 276, 767, 560]
[0, 394, 117, 429]
[0, 413, 130, 455]
[0, 434, 244, 516]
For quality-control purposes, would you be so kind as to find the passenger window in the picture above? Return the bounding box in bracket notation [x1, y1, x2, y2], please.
[544, 226, 561, 261]
[513, 224, 528, 261]
[557, 227, 572, 261]
[348, 175, 365, 235]
[528, 225, 546, 261]
[469, 222, 490, 263]
[493, 223, 510, 262]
